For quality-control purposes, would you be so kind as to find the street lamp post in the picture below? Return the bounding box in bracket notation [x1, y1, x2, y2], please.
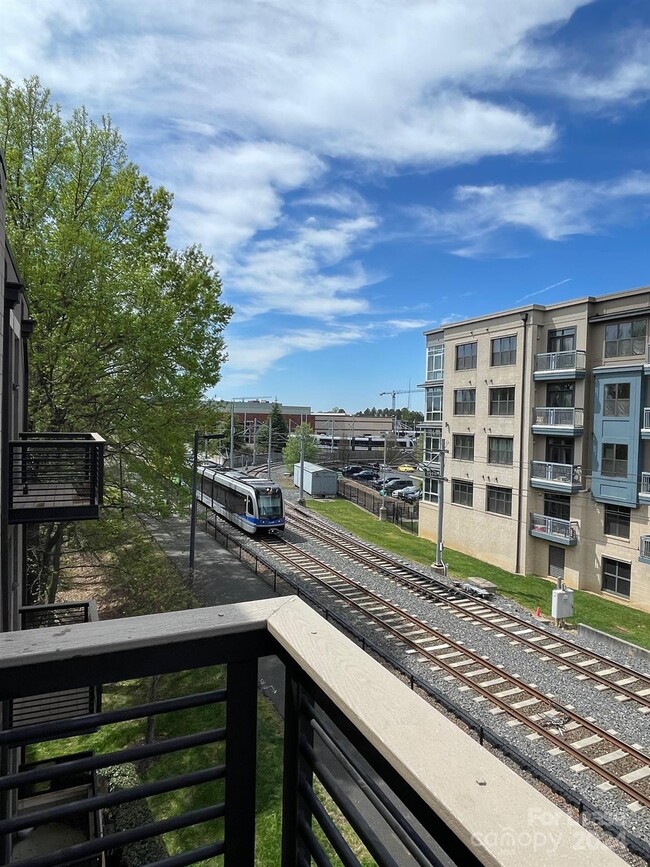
[189, 430, 225, 585]
[432, 439, 446, 572]
[298, 427, 305, 506]
[379, 434, 388, 522]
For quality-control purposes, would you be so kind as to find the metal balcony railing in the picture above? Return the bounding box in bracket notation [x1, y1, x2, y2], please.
[0, 598, 613, 866]
[530, 461, 582, 486]
[8, 432, 105, 524]
[641, 472, 650, 496]
[640, 536, 650, 560]
[643, 408, 650, 430]
[532, 407, 584, 428]
[534, 349, 586, 374]
[13, 602, 101, 730]
[530, 513, 579, 543]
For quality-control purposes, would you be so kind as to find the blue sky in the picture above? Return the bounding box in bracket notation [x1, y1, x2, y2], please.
[3, 0, 650, 414]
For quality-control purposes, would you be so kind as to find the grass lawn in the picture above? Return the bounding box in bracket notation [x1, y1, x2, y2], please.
[307, 498, 650, 651]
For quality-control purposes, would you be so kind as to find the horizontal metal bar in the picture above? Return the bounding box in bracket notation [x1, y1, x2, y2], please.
[310, 715, 447, 867]
[0, 764, 226, 835]
[147, 840, 226, 866]
[300, 738, 402, 867]
[300, 778, 362, 867]
[10, 803, 225, 867]
[0, 687, 227, 747]
[298, 813, 338, 867]
[0, 727, 226, 792]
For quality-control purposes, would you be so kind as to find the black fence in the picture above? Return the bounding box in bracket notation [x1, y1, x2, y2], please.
[337, 480, 419, 533]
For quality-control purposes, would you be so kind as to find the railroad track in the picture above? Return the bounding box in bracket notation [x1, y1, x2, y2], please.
[254, 528, 650, 816]
[286, 503, 650, 712]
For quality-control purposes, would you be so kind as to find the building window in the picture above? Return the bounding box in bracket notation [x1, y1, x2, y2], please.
[488, 436, 513, 465]
[424, 477, 439, 503]
[604, 505, 631, 539]
[426, 386, 443, 423]
[602, 558, 631, 598]
[454, 388, 475, 415]
[427, 343, 444, 381]
[602, 443, 628, 478]
[544, 493, 570, 522]
[547, 328, 575, 353]
[452, 479, 473, 507]
[455, 342, 477, 370]
[453, 434, 474, 461]
[603, 383, 630, 417]
[424, 431, 443, 464]
[546, 437, 574, 465]
[491, 335, 517, 366]
[605, 320, 646, 358]
[489, 387, 515, 415]
[546, 382, 574, 408]
[486, 486, 512, 516]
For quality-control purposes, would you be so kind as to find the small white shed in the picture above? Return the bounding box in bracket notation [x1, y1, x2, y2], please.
[293, 462, 338, 498]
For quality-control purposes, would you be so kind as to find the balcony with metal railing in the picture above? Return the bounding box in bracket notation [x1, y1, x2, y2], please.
[531, 407, 584, 436]
[13, 602, 101, 729]
[529, 513, 579, 546]
[640, 472, 650, 504]
[530, 461, 582, 493]
[642, 408, 650, 439]
[0, 597, 616, 866]
[640, 535, 650, 564]
[534, 350, 586, 381]
[7, 432, 105, 524]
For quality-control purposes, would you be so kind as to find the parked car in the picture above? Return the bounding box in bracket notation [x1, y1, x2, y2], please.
[397, 463, 415, 473]
[371, 475, 400, 489]
[353, 469, 379, 480]
[394, 485, 419, 499]
[340, 465, 364, 476]
[380, 478, 412, 495]
[400, 490, 423, 504]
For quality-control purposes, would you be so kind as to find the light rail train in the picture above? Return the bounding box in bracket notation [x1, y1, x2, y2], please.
[314, 433, 417, 450]
[197, 467, 285, 534]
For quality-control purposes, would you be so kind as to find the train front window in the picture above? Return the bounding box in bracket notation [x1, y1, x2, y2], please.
[257, 490, 282, 518]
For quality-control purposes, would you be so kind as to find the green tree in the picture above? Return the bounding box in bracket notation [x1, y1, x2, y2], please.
[255, 402, 288, 452]
[1, 76, 233, 599]
[282, 423, 318, 470]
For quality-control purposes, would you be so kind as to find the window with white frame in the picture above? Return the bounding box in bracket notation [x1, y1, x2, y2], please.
[427, 343, 444, 381]
[602, 443, 628, 478]
[424, 477, 439, 503]
[603, 383, 630, 417]
[426, 386, 443, 423]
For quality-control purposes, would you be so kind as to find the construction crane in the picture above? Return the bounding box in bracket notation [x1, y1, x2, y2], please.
[380, 388, 418, 413]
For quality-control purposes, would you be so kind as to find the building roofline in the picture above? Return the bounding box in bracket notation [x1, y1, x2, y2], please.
[422, 284, 650, 336]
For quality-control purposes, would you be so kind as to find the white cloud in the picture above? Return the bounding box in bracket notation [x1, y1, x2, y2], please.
[228, 215, 380, 319]
[412, 171, 650, 255]
[2, 0, 587, 168]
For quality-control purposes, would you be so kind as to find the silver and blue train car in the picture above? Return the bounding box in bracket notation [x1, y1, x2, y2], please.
[197, 467, 285, 534]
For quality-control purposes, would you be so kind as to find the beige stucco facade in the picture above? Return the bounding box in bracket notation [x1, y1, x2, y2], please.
[419, 288, 650, 612]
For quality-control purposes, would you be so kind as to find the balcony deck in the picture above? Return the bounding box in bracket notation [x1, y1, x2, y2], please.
[530, 513, 579, 545]
[0, 598, 624, 866]
[8, 432, 105, 524]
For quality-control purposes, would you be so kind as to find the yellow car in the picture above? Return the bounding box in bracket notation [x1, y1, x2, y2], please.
[398, 464, 415, 472]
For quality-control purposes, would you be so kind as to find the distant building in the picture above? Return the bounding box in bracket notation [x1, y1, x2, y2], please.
[221, 401, 313, 442]
[420, 287, 650, 612]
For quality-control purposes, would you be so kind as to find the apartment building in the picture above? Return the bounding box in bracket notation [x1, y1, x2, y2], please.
[420, 287, 650, 612]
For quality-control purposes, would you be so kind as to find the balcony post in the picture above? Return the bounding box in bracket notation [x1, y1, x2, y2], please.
[281, 672, 313, 866]
[224, 658, 258, 866]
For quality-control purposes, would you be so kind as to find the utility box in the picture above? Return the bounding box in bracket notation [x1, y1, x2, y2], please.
[293, 462, 338, 498]
[551, 588, 574, 620]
